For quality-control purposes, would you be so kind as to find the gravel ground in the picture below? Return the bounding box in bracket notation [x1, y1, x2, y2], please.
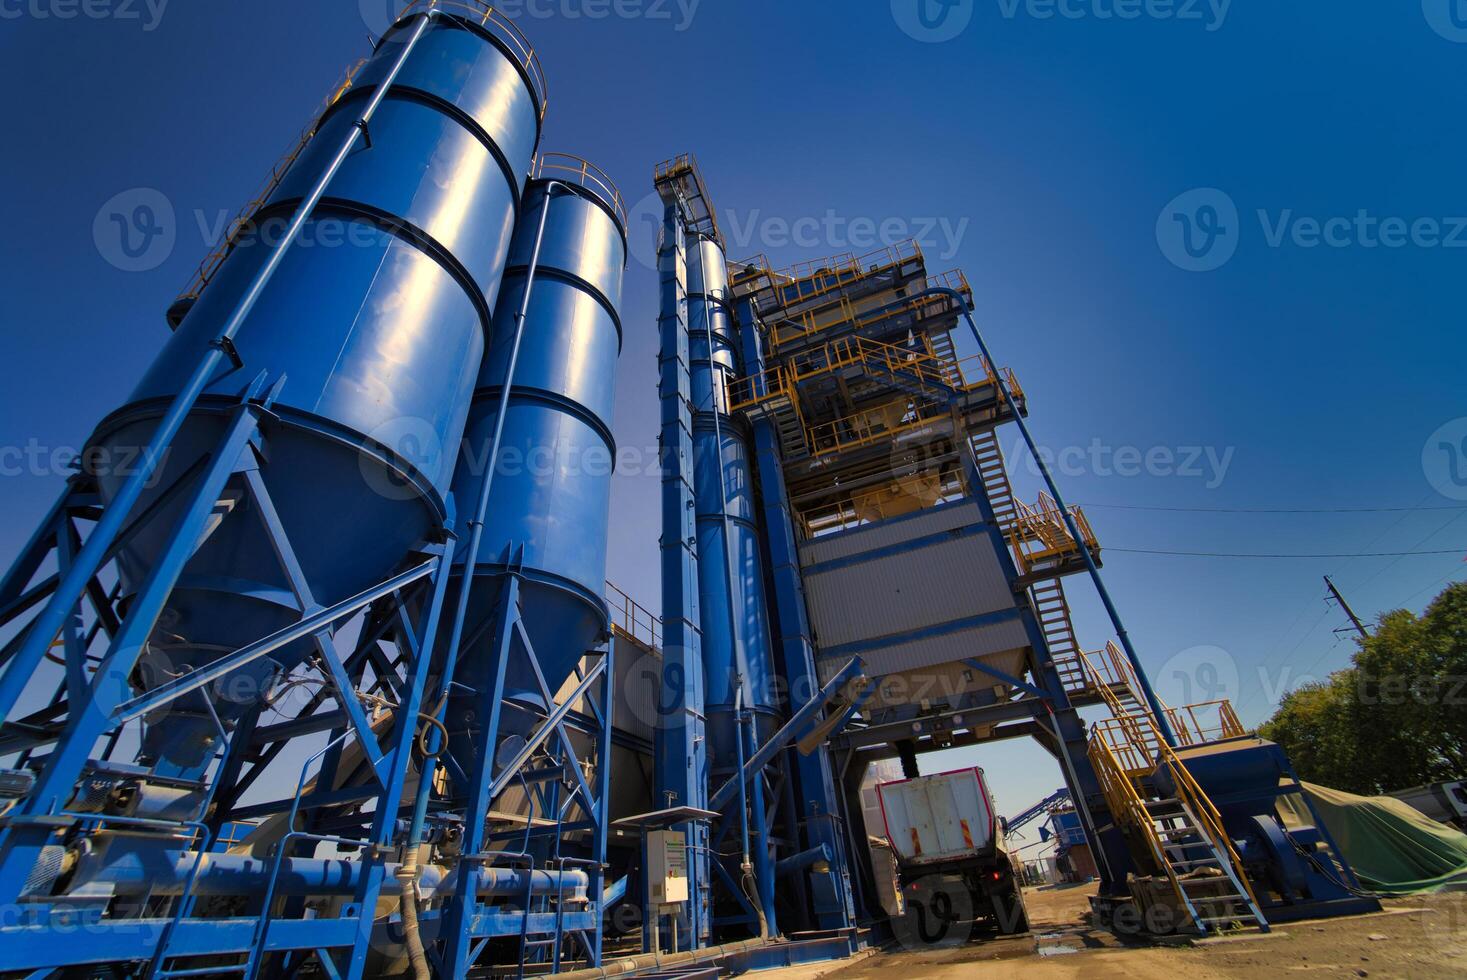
[760, 883, 1467, 980]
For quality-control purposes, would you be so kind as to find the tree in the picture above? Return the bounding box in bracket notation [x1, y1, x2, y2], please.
[1260, 582, 1467, 794]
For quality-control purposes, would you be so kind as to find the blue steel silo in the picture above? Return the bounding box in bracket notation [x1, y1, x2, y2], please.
[441, 155, 628, 795]
[73, 8, 546, 781]
[0, 6, 550, 969]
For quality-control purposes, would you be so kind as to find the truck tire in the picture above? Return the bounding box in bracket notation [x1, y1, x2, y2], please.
[991, 881, 1029, 935]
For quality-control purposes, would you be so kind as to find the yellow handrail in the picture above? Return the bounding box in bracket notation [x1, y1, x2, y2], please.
[605, 581, 660, 649]
[1008, 493, 1100, 575]
[534, 152, 627, 229]
[393, 2, 547, 119]
[1083, 650, 1265, 928]
[766, 269, 973, 352]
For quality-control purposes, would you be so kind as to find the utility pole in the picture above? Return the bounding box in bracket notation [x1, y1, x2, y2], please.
[1324, 575, 1370, 641]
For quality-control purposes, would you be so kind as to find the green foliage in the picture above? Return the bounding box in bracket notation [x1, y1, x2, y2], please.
[1259, 582, 1467, 795]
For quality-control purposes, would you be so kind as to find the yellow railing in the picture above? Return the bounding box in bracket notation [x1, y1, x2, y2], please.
[1010, 492, 1099, 574]
[394, 1, 548, 118]
[1086, 672, 1266, 929]
[172, 59, 367, 311]
[766, 269, 973, 352]
[805, 399, 955, 459]
[728, 331, 1008, 417]
[534, 152, 627, 228]
[1168, 700, 1247, 746]
[605, 581, 660, 649]
[745, 242, 926, 316]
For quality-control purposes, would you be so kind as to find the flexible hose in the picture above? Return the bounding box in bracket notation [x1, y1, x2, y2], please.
[396, 858, 430, 980]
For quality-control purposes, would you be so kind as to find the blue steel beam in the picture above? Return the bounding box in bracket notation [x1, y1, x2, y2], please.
[708, 657, 864, 812]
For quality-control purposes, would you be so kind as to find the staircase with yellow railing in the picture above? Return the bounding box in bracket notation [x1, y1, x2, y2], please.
[1080, 646, 1265, 935]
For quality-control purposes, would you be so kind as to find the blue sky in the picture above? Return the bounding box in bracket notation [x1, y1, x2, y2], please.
[1, 2, 1464, 834]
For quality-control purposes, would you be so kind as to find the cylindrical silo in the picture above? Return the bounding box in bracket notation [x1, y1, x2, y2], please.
[86, 8, 544, 776]
[686, 232, 780, 768]
[444, 161, 627, 762]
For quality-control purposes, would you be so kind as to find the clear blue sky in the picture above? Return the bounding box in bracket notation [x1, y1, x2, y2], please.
[1, 2, 1464, 837]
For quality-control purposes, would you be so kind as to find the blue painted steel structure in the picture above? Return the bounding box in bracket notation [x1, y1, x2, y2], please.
[653, 182, 713, 951]
[651, 157, 866, 956]
[685, 230, 782, 937]
[0, 4, 632, 977]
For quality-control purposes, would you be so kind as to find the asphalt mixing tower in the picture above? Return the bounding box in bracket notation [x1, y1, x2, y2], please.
[0, 7, 1385, 977]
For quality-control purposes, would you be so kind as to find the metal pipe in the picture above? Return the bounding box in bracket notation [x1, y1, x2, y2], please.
[708, 657, 863, 811]
[774, 844, 831, 879]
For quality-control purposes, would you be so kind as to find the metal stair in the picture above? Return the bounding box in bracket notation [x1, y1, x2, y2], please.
[1028, 578, 1087, 695]
[1142, 797, 1267, 934]
[1082, 650, 1269, 936]
[968, 428, 1018, 532]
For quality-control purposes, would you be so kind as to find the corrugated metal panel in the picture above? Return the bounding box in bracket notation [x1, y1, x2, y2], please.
[556, 634, 661, 744]
[818, 620, 1030, 681]
[803, 531, 1017, 650]
[799, 499, 985, 567]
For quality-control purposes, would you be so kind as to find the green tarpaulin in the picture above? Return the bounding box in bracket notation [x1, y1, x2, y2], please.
[1280, 782, 1467, 895]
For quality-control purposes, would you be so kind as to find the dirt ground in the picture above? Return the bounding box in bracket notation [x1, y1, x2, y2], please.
[763, 884, 1467, 979]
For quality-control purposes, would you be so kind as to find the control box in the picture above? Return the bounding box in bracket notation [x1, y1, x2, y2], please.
[646, 829, 689, 906]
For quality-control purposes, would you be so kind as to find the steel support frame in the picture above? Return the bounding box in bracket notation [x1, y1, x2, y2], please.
[434, 572, 615, 978]
[0, 397, 460, 979]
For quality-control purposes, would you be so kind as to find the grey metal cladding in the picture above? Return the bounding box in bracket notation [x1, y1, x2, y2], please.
[798, 499, 986, 567]
[803, 531, 1018, 649]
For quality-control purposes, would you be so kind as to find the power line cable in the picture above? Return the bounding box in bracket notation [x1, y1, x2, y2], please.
[1110, 547, 1464, 559]
[1089, 503, 1467, 515]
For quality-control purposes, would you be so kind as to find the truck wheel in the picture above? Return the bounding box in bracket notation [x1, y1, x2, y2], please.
[992, 884, 1029, 935]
